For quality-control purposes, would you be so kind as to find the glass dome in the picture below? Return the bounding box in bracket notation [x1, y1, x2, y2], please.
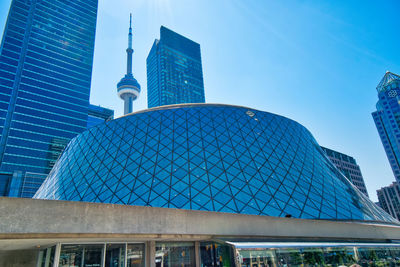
[34, 104, 397, 224]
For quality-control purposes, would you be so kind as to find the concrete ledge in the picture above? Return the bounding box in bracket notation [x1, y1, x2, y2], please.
[1, 197, 400, 241]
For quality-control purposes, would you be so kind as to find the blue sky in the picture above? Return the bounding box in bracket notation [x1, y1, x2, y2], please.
[1, 0, 400, 201]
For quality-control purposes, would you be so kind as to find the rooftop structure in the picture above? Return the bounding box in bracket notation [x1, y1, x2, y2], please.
[377, 71, 400, 92]
[117, 14, 140, 115]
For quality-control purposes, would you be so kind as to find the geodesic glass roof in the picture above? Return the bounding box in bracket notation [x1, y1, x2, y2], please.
[377, 71, 400, 92]
[34, 104, 397, 224]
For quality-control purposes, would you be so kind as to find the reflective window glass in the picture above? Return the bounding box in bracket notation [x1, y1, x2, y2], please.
[155, 242, 194, 267]
[127, 243, 145, 267]
[236, 246, 400, 267]
[37, 246, 56, 267]
[105, 244, 125, 267]
[200, 242, 234, 267]
[59, 244, 103, 267]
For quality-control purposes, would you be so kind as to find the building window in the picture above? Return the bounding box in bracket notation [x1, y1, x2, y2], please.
[59, 244, 103, 267]
[155, 242, 195, 267]
[127, 244, 145, 267]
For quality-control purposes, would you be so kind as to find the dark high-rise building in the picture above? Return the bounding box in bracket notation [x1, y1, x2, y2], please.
[0, 0, 98, 197]
[372, 71, 400, 183]
[377, 182, 400, 221]
[146, 26, 205, 108]
[321, 146, 369, 197]
[87, 104, 114, 129]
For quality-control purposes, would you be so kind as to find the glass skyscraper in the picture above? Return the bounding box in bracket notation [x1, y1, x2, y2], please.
[321, 146, 369, 197]
[372, 71, 400, 182]
[146, 26, 205, 108]
[0, 0, 98, 197]
[87, 104, 114, 129]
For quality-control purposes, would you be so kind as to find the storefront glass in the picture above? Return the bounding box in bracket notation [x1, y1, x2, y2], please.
[200, 242, 234, 267]
[105, 244, 125, 267]
[59, 244, 103, 267]
[155, 242, 195, 267]
[37, 246, 56, 267]
[127, 244, 145, 267]
[235, 245, 400, 267]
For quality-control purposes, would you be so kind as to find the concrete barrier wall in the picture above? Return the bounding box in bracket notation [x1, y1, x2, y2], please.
[0, 197, 399, 241]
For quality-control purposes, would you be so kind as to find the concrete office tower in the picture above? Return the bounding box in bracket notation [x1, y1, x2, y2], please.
[321, 146, 369, 197]
[372, 71, 400, 182]
[117, 14, 140, 115]
[87, 104, 114, 129]
[0, 0, 98, 197]
[377, 182, 400, 220]
[147, 26, 205, 108]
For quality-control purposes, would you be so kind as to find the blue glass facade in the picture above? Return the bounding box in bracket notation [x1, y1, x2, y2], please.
[0, 0, 98, 197]
[87, 104, 114, 129]
[147, 26, 205, 108]
[321, 146, 369, 197]
[35, 104, 395, 223]
[372, 72, 400, 183]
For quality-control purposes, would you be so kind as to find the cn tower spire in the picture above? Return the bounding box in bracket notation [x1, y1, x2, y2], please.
[117, 13, 141, 115]
[129, 13, 132, 47]
[127, 13, 133, 74]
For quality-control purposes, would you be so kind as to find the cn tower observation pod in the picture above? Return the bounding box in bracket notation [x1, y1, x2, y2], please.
[117, 73, 141, 113]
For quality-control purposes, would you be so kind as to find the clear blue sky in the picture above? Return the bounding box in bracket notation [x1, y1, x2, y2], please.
[1, 0, 400, 201]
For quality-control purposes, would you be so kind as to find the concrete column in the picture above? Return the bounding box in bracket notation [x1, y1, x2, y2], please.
[37, 250, 44, 267]
[45, 247, 51, 267]
[146, 241, 155, 267]
[124, 243, 128, 267]
[53, 243, 61, 267]
[195, 241, 200, 267]
[102, 244, 106, 267]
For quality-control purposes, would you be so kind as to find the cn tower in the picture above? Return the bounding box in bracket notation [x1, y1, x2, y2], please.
[117, 14, 140, 115]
